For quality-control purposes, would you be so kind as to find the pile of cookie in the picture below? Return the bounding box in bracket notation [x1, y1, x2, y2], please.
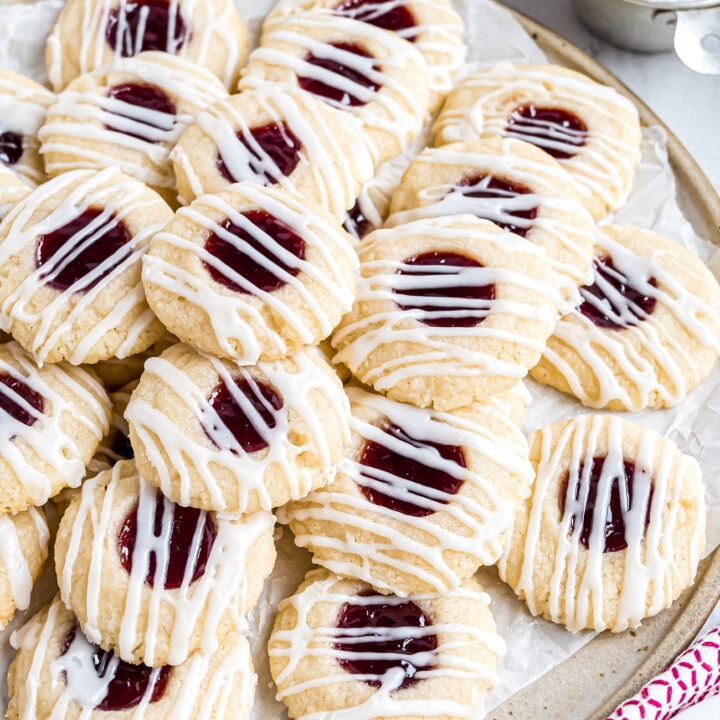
[0, 0, 718, 718]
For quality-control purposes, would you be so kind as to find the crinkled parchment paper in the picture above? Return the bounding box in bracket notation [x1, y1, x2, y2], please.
[1, 0, 719, 716]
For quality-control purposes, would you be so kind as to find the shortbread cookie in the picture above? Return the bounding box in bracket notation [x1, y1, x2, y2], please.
[40, 52, 227, 202]
[498, 414, 706, 633]
[0, 341, 111, 512]
[387, 138, 595, 298]
[0, 506, 50, 628]
[127, 344, 350, 513]
[55, 460, 276, 667]
[432, 63, 642, 219]
[240, 13, 430, 166]
[0, 168, 172, 365]
[8, 595, 256, 720]
[0, 70, 55, 186]
[531, 225, 720, 411]
[0, 165, 30, 221]
[269, 570, 505, 719]
[332, 216, 560, 410]
[143, 183, 357, 363]
[46, 0, 248, 91]
[281, 385, 533, 596]
[170, 85, 373, 215]
[262, 0, 466, 111]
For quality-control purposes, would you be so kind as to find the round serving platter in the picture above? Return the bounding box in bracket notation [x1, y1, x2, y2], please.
[489, 6, 720, 719]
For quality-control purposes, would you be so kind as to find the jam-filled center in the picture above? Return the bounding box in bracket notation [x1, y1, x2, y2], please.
[335, 593, 438, 690]
[298, 42, 379, 108]
[203, 210, 306, 295]
[35, 208, 132, 293]
[0, 130, 23, 166]
[105, 83, 176, 142]
[561, 456, 654, 553]
[578, 255, 657, 330]
[0, 374, 43, 427]
[60, 625, 171, 711]
[201, 376, 283, 454]
[117, 491, 217, 589]
[506, 105, 588, 160]
[217, 122, 302, 185]
[393, 251, 495, 328]
[105, 0, 188, 57]
[359, 422, 466, 517]
[333, 0, 417, 38]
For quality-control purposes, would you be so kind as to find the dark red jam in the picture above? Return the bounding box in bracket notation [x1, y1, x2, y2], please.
[298, 42, 379, 107]
[393, 251, 494, 328]
[454, 175, 538, 237]
[117, 491, 216, 589]
[578, 255, 657, 330]
[35, 209, 132, 293]
[506, 105, 588, 160]
[60, 625, 171, 710]
[0, 374, 43, 426]
[105, 0, 188, 57]
[335, 592, 437, 690]
[358, 423, 466, 517]
[217, 122, 302, 185]
[561, 456, 653, 553]
[333, 0, 417, 38]
[0, 130, 23, 166]
[344, 201, 374, 240]
[106, 83, 176, 142]
[203, 210, 305, 294]
[201, 377, 283, 454]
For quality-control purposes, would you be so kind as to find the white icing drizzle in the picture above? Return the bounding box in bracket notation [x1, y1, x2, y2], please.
[280, 386, 533, 594]
[0, 341, 110, 506]
[0, 168, 168, 365]
[497, 415, 706, 632]
[270, 572, 506, 720]
[39, 53, 227, 190]
[142, 182, 358, 363]
[60, 463, 274, 665]
[126, 346, 351, 512]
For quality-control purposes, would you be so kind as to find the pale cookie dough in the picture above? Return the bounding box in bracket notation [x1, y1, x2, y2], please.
[0, 165, 31, 221]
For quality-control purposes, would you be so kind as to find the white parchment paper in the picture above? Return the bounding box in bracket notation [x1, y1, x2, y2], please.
[1, 0, 719, 716]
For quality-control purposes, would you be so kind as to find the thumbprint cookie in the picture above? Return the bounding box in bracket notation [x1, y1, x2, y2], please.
[126, 343, 350, 514]
[432, 62, 642, 219]
[0, 168, 172, 365]
[8, 595, 256, 720]
[143, 182, 357, 363]
[332, 215, 560, 411]
[281, 385, 533, 596]
[269, 570, 505, 720]
[0, 341, 111, 513]
[45, 0, 248, 91]
[0, 165, 30, 221]
[239, 13, 431, 167]
[531, 224, 720, 411]
[170, 85, 373, 215]
[498, 415, 706, 632]
[54, 459, 276, 667]
[39, 52, 228, 203]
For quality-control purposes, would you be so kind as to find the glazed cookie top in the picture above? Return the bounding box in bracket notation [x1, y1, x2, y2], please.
[0, 165, 30, 221]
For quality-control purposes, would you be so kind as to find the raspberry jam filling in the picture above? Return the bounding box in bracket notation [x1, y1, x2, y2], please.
[561, 456, 653, 553]
[106, 83, 176, 142]
[105, 0, 188, 57]
[202, 377, 283, 454]
[359, 423, 466, 517]
[506, 105, 588, 160]
[217, 122, 302, 185]
[117, 491, 217, 589]
[60, 625, 171, 710]
[298, 42, 379, 107]
[394, 251, 495, 328]
[0, 130, 23, 166]
[333, 0, 417, 38]
[335, 592, 437, 689]
[344, 201, 373, 240]
[0, 374, 43, 426]
[578, 255, 657, 330]
[35, 209, 132, 293]
[203, 210, 306, 294]
[454, 175, 538, 237]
